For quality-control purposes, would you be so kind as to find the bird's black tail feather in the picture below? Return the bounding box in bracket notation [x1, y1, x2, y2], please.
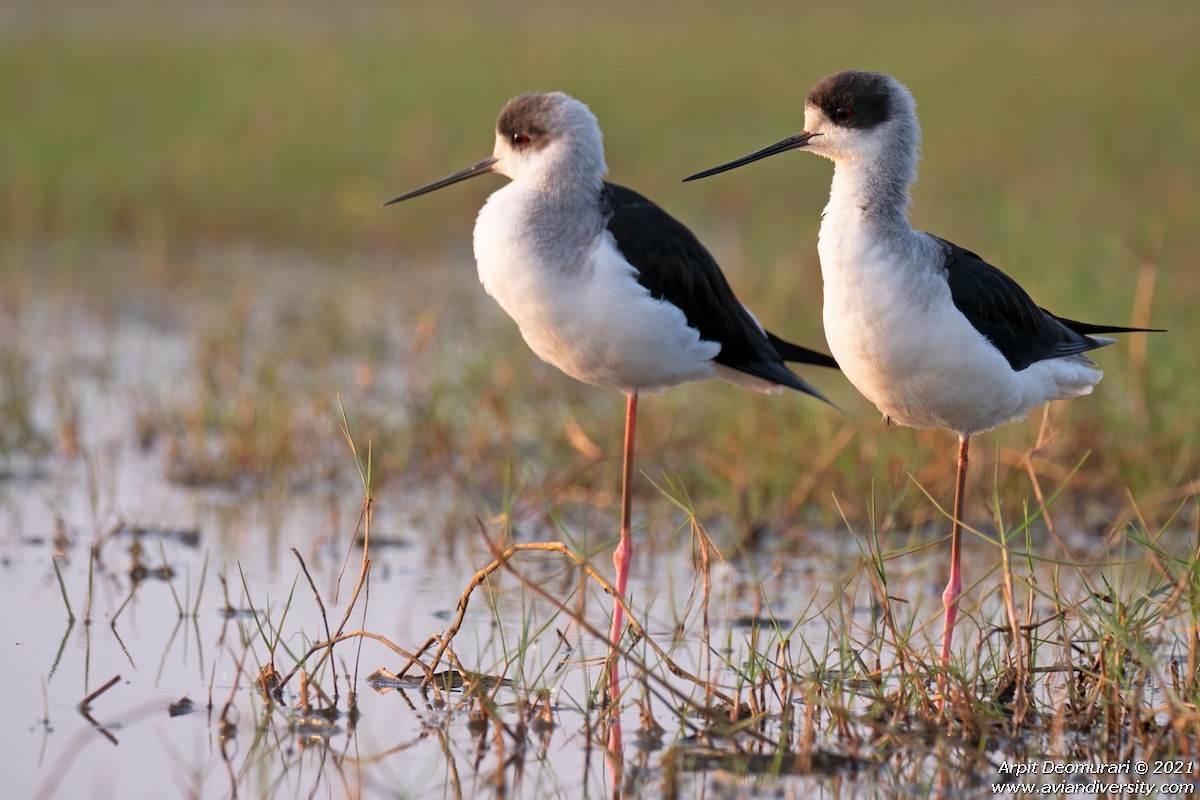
[737, 359, 837, 407]
[766, 331, 840, 369]
[1051, 314, 1165, 337]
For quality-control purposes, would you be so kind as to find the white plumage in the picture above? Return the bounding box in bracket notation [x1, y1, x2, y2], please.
[474, 182, 721, 393]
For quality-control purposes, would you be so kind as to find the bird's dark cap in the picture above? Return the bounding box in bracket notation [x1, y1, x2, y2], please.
[496, 93, 556, 147]
[806, 70, 895, 130]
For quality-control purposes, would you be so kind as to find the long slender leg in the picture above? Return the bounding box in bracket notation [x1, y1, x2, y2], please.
[607, 391, 638, 701]
[940, 434, 969, 666]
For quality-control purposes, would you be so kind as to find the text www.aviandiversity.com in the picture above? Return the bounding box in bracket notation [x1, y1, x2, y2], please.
[991, 781, 1196, 794]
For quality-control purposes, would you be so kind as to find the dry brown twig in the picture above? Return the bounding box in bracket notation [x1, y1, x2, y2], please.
[403, 518, 790, 740]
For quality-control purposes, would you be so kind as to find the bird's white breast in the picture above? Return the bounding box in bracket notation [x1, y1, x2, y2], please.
[818, 210, 1063, 436]
[472, 183, 720, 393]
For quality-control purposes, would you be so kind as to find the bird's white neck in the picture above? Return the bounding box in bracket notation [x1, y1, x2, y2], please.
[519, 175, 605, 257]
[476, 172, 606, 290]
[824, 153, 915, 239]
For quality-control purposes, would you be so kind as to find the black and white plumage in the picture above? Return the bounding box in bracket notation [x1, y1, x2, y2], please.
[600, 182, 836, 392]
[386, 93, 834, 397]
[938, 236, 1149, 372]
[384, 91, 836, 698]
[684, 70, 1156, 670]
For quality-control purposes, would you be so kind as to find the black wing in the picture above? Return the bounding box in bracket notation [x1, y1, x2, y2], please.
[600, 183, 837, 397]
[938, 236, 1128, 371]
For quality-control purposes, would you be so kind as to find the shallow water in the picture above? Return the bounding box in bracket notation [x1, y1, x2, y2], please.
[1, 429, 856, 798]
[3, 255, 1196, 799]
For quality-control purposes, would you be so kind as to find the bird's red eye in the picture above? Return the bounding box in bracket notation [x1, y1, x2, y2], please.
[834, 106, 853, 123]
[512, 132, 531, 146]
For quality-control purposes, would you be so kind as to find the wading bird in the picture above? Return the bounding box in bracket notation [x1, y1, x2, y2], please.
[384, 91, 836, 687]
[684, 70, 1155, 667]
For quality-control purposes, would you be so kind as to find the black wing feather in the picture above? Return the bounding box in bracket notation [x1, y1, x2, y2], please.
[938, 237, 1133, 371]
[766, 331, 838, 368]
[600, 183, 837, 396]
[1052, 316, 1164, 337]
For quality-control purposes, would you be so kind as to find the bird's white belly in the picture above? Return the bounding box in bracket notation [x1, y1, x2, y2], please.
[821, 240, 1026, 436]
[474, 198, 719, 393]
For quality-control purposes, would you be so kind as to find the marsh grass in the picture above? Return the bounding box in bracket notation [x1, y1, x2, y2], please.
[240, 452, 1199, 795]
[184, 403, 1194, 795]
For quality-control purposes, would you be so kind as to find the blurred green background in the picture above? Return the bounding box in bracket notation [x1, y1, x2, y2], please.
[1, 0, 1195, 529]
[4, 1, 1196, 256]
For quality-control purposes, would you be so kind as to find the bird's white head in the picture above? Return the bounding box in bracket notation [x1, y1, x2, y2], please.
[800, 71, 919, 167]
[491, 92, 608, 187]
[382, 91, 607, 207]
[682, 70, 921, 188]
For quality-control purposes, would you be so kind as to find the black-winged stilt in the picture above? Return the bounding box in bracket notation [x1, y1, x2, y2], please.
[684, 70, 1157, 668]
[384, 91, 837, 688]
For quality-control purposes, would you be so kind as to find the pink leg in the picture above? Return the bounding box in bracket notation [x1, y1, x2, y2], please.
[940, 435, 969, 666]
[607, 392, 637, 701]
[606, 719, 624, 797]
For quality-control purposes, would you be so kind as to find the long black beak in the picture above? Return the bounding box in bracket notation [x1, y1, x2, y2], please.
[382, 156, 499, 206]
[681, 132, 820, 182]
